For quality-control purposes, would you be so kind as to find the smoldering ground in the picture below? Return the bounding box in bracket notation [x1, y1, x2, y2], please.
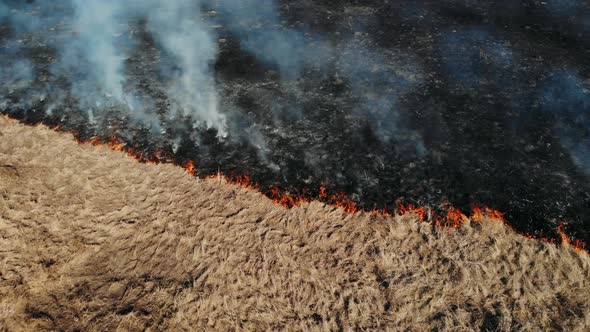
[0, 0, 589, 243]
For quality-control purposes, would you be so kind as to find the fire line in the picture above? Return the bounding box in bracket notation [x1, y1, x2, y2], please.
[5, 114, 588, 257]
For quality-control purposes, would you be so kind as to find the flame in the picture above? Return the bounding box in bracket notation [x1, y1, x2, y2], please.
[107, 137, 125, 151]
[370, 207, 391, 216]
[393, 203, 506, 228]
[557, 223, 589, 255]
[438, 206, 469, 228]
[267, 185, 358, 213]
[183, 160, 196, 175]
[270, 187, 307, 208]
[226, 174, 257, 189]
[395, 203, 470, 228]
[319, 184, 327, 199]
[396, 202, 426, 222]
[88, 136, 103, 146]
[328, 192, 358, 214]
[148, 149, 163, 164]
[470, 205, 505, 222]
[209, 170, 223, 180]
[85, 135, 126, 153]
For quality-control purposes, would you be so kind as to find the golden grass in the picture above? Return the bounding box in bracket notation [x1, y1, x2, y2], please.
[0, 116, 589, 331]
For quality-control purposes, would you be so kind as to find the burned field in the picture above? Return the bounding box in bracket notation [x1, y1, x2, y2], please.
[1, 1, 589, 243]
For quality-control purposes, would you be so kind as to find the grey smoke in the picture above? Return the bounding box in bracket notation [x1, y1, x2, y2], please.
[0, 40, 33, 94]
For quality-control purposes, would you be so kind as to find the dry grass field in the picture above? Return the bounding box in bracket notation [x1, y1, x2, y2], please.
[0, 115, 589, 331]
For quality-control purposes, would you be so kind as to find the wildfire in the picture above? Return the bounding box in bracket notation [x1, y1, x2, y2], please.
[226, 174, 257, 189]
[319, 185, 327, 199]
[107, 137, 126, 152]
[557, 223, 589, 256]
[190, 169, 588, 256]
[436, 205, 470, 228]
[5, 113, 588, 257]
[86, 135, 126, 151]
[327, 192, 358, 214]
[183, 160, 196, 175]
[269, 187, 308, 208]
[471, 205, 505, 221]
[148, 149, 163, 164]
[396, 202, 426, 221]
[393, 203, 504, 228]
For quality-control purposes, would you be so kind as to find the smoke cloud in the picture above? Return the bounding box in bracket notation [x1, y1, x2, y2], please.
[0, 0, 428, 150]
[1, 0, 225, 135]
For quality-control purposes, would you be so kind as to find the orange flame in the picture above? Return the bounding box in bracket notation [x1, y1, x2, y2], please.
[396, 202, 427, 222]
[85, 135, 126, 152]
[107, 136, 125, 151]
[328, 192, 358, 214]
[470, 205, 505, 222]
[87, 136, 103, 146]
[226, 174, 258, 189]
[438, 206, 469, 228]
[557, 223, 589, 255]
[269, 187, 308, 208]
[183, 160, 196, 175]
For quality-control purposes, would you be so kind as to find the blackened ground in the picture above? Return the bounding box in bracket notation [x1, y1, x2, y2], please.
[1, 0, 589, 243]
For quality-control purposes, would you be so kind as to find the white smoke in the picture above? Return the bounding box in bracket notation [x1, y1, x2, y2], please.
[146, 0, 226, 136]
[71, 0, 126, 103]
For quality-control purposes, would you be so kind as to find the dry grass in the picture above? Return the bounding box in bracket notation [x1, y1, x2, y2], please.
[0, 116, 589, 331]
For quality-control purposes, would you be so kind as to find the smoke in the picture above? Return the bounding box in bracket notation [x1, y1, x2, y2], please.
[2, 0, 590, 242]
[439, 28, 515, 92]
[0, 39, 33, 97]
[0, 2, 42, 110]
[146, 0, 226, 135]
[211, 0, 424, 148]
[0, 0, 428, 151]
[1, 0, 225, 135]
[539, 71, 590, 173]
[338, 43, 423, 144]
[212, 0, 332, 79]
[72, 0, 125, 103]
[0, 1, 46, 34]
